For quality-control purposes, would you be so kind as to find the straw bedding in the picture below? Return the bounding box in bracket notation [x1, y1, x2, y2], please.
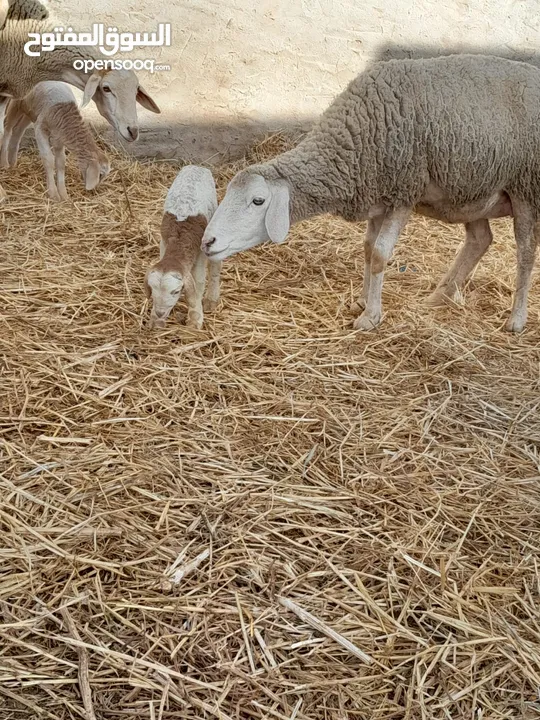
[1, 134, 540, 720]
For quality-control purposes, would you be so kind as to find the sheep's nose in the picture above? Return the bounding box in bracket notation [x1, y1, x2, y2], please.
[127, 126, 139, 141]
[203, 236, 217, 251]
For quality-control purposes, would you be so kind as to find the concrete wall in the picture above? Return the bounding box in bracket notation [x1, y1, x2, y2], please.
[46, 0, 540, 162]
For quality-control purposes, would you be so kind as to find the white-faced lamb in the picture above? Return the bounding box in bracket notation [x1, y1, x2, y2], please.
[203, 54, 540, 333]
[1, 81, 110, 201]
[145, 166, 221, 330]
[0, 0, 160, 142]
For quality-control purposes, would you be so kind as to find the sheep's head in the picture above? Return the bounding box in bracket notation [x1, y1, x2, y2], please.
[144, 266, 187, 329]
[201, 171, 290, 261]
[71, 69, 160, 143]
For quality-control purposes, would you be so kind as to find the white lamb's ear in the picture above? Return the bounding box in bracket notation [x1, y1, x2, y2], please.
[85, 163, 100, 191]
[265, 181, 290, 244]
[81, 73, 102, 109]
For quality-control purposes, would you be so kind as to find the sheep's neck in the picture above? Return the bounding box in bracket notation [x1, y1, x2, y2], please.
[270, 140, 352, 224]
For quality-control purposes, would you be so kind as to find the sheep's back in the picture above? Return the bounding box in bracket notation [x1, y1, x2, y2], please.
[164, 166, 218, 223]
[309, 55, 540, 216]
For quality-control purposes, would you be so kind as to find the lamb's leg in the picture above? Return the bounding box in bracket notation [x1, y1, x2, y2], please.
[426, 218, 493, 306]
[203, 260, 221, 312]
[506, 198, 537, 333]
[0, 96, 9, 139]
[184, 253, 207, 329]
[6, 113, 32, 167]
[34, 125, 61, 202]
[54, 146, 69, 201]
[0, 102, 17, 168]
[354, 207, 411, 331]
[351, 214, 385, 315]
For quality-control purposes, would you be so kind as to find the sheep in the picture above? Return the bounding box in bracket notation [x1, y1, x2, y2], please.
[0, 0, 160, 143]
[1, 81, 109, 200]
[145, 166, 221, 330]
[202, 54, 540, 333]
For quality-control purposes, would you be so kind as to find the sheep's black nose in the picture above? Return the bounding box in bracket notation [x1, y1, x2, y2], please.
[204, 236, 217, 249]
[127, 126, 139, 141]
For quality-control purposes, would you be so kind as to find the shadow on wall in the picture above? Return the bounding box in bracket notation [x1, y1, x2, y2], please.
[120, 42, 540, 164]
[17, 41, 540, 165]
[371, 41, 540, 67]
[18, 115, 314, 165]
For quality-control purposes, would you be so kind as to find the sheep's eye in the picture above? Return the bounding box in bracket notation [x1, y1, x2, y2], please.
[172, 290, 181, 295]
[102, 85, 112, 93]
[252, 197, 265, 206]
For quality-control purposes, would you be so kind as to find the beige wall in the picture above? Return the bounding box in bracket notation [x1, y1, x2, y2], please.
[50, 0, 540, 162]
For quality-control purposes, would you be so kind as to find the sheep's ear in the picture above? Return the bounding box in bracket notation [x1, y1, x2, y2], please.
[60, 69, 88, 91]
[265, 181, 290, 244]
[85, 163, 100, 191]
[136, 86, 161, 114]
[81, 74, 102, 109]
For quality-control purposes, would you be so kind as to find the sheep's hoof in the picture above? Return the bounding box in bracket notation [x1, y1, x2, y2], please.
[148, 316, 166, 330]
[350, 298, 366, 315]
[425, 290, 451, 308]
[203, 298, 219, 313]
[505, 313, 526, 333]
[424, 288, 458, 307]
[186, 314, 204, 330]
[353, 311, 381, 331]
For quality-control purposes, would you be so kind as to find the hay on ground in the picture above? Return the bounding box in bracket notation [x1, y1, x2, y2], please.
[1, 135, 540, 720]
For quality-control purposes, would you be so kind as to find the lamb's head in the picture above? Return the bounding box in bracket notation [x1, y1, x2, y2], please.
[77, 69, 160, 143]
[202, 171, 291, 261]
[78, 152, 110, 192]
[144, 265, 187, 329]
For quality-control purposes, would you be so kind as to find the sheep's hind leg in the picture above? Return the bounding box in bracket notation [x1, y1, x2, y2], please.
[0, 104, 15, 169]
[351, 214, 385, 315]
[54, 146, 69, 201]
[0, 96, 9, 141]
[506, 198, 538, 333]
[203, 260, 221, 312]
[426, 219, 493, 307]
[7, 114, 32, 168]
[354, 207, 411, 331]
[35, 126, 61, 202]
[185, 253, 207, 329]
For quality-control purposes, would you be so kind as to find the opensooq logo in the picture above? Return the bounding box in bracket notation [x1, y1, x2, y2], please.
[24, 23, 172, 57]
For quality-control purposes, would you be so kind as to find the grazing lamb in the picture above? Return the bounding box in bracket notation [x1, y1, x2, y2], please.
[0, 0, 160, 142]
[145, 166, 221, 330]
[1, 81, 110, 200]
[202, 54, 540, 333]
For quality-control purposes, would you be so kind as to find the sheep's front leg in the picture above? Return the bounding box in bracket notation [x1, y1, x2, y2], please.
[354, 207, 411, 331]
[426, 219, 493, 306]
[351, 214, 385, 315]
[506, 197, 538, 333]
[184, 253, 207, 329]
[35, 126, 61, 202]
[203, 260, 221, 312]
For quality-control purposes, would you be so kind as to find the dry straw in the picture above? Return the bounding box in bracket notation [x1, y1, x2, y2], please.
[1, 133, 540, 719]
